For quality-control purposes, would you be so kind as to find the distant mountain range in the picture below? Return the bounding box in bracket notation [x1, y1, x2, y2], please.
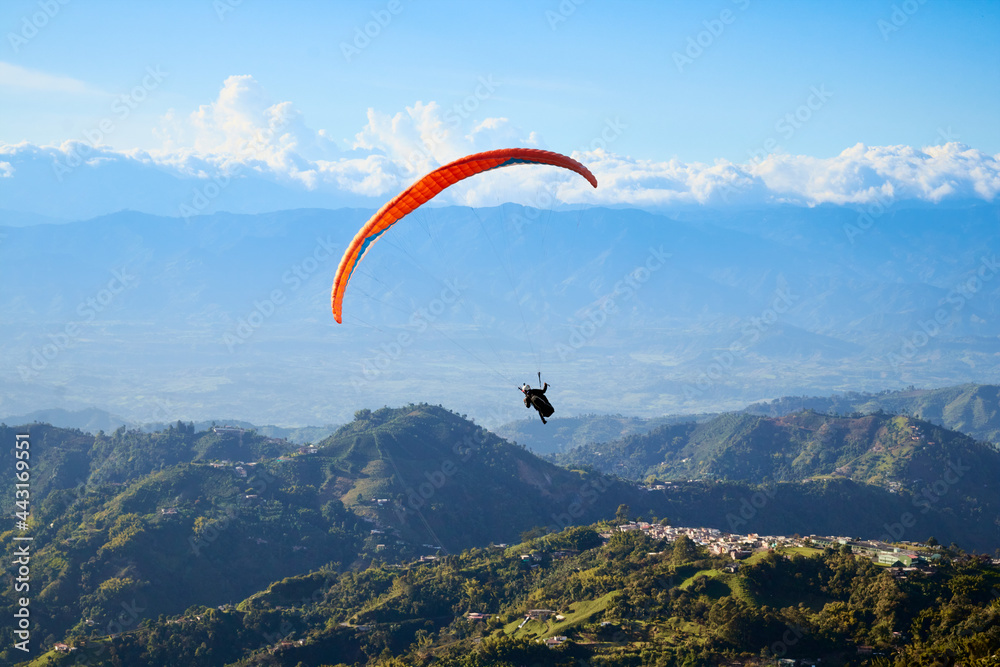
[555, 409, 1000, 552]
[744, 382, 1000, 445]
[499, 383, 1000, 453]
[2, 203, 998, 425]
[6, 382, 997, 452]
[0, 406, 337, 444]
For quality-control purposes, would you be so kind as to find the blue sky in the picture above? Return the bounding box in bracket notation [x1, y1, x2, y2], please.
[5, 0, 999, 158]
[1, 0, 999, 217]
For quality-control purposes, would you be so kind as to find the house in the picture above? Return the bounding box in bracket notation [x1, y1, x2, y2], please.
[466, 612, 490, 621]
[543, 636, 568, 647]
[877, 551, 918, 567]
[54, 643, 71, 652]
[526, 609, 556, 620]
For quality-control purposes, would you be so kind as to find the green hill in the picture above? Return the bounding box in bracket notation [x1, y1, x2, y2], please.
[556, 411, 1000, 552]
[3, 403, 999, 665]
[26, 525, 1000, 667]
[311, 405, 651, 550]
[556, 410, 1000, 488]
[745, 383, 1000, 446]
[494, 412, 715, 455]
[0, 406, 655, 663]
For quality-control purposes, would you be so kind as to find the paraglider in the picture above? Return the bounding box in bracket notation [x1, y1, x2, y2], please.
[330, 147, 598, 323]
[521, 380, 554, 424]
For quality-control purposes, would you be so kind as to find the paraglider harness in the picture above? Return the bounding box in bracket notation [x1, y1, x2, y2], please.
[521, 374, 554, 424]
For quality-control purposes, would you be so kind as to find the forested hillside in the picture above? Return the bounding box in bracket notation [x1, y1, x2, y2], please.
[18, 526, 1000, 666]
[2, 404, 998, 666]
[745, 384, 1000, 446]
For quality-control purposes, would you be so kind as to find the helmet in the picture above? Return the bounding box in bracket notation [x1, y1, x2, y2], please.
[521, 383, 530, 393]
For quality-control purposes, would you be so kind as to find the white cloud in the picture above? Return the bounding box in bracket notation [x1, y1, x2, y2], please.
[571, 143, 1000, 208]
[0, 62, 98, 95]
[748, 143, 1000, 205]
[153, 74, 341, 185]
[2, 75, 998, 217]
[138, 77, 1000, 208]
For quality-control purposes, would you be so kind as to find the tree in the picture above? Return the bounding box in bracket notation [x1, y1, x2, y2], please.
[615, 504, 631, 525]
[926, 536, 939, 547]
[672, 535, 698, 565]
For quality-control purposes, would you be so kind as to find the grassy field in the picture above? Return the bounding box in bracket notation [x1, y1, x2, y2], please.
[779, 546, 825, 558]
[506, 591, 619, 639]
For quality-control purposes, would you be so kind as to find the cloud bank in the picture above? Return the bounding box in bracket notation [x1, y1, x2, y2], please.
[1, 75, 998, 221]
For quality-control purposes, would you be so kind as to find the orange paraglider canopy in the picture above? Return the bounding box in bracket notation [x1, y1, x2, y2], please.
[331, 148, 597, 323]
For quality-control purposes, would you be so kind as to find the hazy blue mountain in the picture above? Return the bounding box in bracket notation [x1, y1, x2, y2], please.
[2, 203, 997, 427]
[496, 412, 717, 455]
[0, 407, 130, 434]
[0, 407, 337, 444]
[745, 383, 1000, 446]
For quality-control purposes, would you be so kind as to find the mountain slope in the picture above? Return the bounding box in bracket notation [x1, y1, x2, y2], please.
[556, 411, 1000, 551]
[312, 405, 647, 550]
[26, 524, 1000, 667]
[745, 383, 1000, 445]
[4, 204, 999, 425]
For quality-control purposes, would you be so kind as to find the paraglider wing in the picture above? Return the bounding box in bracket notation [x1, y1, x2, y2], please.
[331, 148, 598, 323]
